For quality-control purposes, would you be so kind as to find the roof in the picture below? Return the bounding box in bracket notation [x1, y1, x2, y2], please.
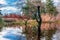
[3, 14, 22, 19]
[3, 14, 29, 19]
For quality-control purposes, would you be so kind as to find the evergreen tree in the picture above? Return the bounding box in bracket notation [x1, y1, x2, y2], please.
[46, 0, 58, 19]
[45, 0, 58, 40]
[0, 10, 3, 31]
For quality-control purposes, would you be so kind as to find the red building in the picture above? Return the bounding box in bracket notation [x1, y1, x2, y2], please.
[3, 14, 22, 22]
[2, 14, 29, 23]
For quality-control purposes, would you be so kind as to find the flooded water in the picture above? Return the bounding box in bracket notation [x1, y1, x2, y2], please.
[41, 23, 60, 40]
[0, 27, 26, 40]
[0, 23, 60, 40]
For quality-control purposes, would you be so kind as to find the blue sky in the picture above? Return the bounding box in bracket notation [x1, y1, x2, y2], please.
[0, 0, 59, 15]
[0, 0, 25, 15]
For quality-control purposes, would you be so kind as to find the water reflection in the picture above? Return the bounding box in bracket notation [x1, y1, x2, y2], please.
[0, 22, 60, 40]
[23, 22, 59, 40]
[0, 27, 26, 40]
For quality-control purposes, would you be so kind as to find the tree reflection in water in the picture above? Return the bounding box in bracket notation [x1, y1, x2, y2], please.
[0, 22, 59, 40]
[24, 22, 57, 40]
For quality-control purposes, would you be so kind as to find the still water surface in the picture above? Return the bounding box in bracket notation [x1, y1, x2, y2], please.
[0, 27, 26, 40]
[0, 26, 60, 40]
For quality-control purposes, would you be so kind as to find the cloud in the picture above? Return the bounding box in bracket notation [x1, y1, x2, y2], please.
[1, 7, 17, 11]
[54, 0, 60, 3]
[0, 0, 25, 15]
[1, 7, 19, 14]
[41, 0, 46, 2]
[0, 0, 7, 4]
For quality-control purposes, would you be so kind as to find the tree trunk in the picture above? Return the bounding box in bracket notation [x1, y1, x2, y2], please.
[37, 6, 42, 40]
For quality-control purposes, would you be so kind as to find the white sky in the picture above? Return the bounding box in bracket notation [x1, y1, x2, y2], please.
[1, 7, 17, 11]
[42, 0, 59, 2]
[54, 0, 60, 2]
[0, 0, 7, 4]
